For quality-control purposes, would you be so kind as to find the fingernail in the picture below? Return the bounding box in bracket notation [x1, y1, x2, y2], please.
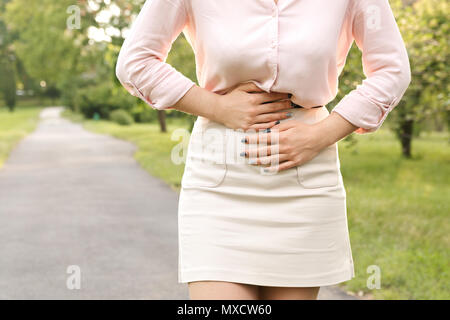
[240, 151, 246, 157]
[275, 120, 280, 125]
[263, 128, 271, 133]
[286, 112, 293, 118]
[241, 137, 247, 143]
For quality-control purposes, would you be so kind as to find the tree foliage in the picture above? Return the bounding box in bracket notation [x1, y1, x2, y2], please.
[332, 0, 449, 156]
[390, 0, 449, 156]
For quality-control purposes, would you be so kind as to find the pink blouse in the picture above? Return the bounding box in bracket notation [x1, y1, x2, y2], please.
[116, 0, 411, 134]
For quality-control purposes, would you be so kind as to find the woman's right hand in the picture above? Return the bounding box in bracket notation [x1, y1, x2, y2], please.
[213, 82, 293, 131]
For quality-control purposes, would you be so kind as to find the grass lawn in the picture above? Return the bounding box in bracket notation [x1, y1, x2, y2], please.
[65, 110, 449, 300]
[0, 105, 42, 168]
[339, 129, 449, 299]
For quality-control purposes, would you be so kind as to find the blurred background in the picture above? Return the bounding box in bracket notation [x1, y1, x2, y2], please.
[0, 0, 448, 300]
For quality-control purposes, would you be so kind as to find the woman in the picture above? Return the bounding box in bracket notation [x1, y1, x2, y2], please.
[116, 0, 411, 300]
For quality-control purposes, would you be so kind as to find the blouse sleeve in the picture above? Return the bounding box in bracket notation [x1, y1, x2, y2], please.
[331, 0, 411, 134]
[115, 0, 196, 110]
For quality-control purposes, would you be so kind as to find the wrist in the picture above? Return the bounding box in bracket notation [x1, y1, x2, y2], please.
[312, 117, 339, 149]
[313, 111, 358, 148]
[210, 94, 226, 124]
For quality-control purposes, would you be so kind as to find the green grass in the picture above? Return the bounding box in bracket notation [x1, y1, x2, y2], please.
[0, 105, 42, 168]
[339, 129, 449, 299]
[65, 110, 449, 300]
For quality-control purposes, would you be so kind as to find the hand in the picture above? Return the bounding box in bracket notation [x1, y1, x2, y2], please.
[240, 119, 328, 172]
[240, 111, 359, 172]
[212, 82, 294, 130]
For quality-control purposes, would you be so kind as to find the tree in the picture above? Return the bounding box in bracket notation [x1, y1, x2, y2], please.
[333, 0, 449, 157]
[0, 0, 17, 111]
[106, 0, 176, 132]
[0, 60, 16, 111]
[390, 0, 449, 157]
[5, 1, 72, 87]
[4, 0, 98, 92]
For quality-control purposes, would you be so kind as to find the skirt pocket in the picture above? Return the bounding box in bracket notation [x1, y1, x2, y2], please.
[296, 142, 339, 189]
[181, 120, 228, 188]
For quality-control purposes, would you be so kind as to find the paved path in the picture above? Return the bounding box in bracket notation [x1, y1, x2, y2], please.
[0, 107, 356, 300]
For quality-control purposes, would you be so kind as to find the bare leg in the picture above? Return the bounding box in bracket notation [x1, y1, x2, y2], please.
[188, 281, 260, 300]
[259, 286, 320, 300]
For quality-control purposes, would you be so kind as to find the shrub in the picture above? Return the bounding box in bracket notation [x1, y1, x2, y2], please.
[75, 82, 137, 119]
[109, 109, 134, 126]
[130, 103, 157, 123]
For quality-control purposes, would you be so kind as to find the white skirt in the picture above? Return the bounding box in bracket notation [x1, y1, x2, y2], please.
[177, 106, 355, 287]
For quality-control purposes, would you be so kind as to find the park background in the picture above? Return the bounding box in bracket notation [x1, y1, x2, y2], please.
[0, 0, 448, 299]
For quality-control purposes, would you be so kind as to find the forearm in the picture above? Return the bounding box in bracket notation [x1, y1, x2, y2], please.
[172, 85, 223, 122]
[314, 111, 359, 149]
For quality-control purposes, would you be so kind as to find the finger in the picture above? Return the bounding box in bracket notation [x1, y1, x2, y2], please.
[254, 110, 292, 123]
[258, 100, 293, 114]
[271, 119, 299, 131]
[245, 143, 281, 158]
[247, 120, 279, 131]
[248, 153, 289, 166]
[262, 160, 297, 173]
[254, 92, 291, 105]
[244, 128, 281, 145]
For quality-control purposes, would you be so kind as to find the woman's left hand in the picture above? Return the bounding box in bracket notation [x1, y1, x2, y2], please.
[240, 120, 329, 173]
[241, 111, 359, 172]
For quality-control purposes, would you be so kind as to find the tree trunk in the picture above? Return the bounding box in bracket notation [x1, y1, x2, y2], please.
[158, 110, 167, 132]
[399, 119, 414, 158]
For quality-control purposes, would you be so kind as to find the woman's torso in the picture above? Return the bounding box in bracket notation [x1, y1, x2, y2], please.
[182, 0, 354, 107]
